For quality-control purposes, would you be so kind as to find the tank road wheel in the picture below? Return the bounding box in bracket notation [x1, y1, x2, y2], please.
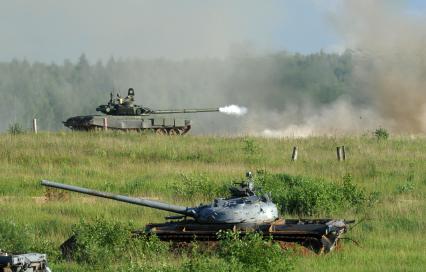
[155, 128, 167, 135]
[168, 128, 180, 136]
[136, 108, 143, 115]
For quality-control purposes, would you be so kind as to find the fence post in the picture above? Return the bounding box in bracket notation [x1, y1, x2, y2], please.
[32, 118, 38, 134]
[336, 146, 346, 161]
[336, 146, 342, 161]
[291, 146, 298, 161]
[103, 117, 108, 131]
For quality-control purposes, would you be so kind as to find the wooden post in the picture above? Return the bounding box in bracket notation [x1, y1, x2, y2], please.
[291, 146, 298, 161]
[103, 117, 108, 130]
[336, 146, 342, 161]
[336, 146, 346, 161]
[32, 118, 37, 134]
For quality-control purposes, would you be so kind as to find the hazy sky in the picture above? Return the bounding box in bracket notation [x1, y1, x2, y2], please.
[0, 0, 423, 63]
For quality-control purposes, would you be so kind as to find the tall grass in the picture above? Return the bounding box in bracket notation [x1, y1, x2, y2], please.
[0, 132, 425, 271]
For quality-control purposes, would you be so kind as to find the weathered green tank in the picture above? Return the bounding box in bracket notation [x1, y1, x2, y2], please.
[63, 88, 219, 135]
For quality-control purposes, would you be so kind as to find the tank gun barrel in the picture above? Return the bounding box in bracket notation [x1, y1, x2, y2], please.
[152, 108, 219, 114]
[41, 180, 195, 217]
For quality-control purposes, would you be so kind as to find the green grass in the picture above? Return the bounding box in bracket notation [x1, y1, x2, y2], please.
[0, 132, 425, 271]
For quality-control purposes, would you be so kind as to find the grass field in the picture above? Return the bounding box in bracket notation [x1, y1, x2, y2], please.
[0, 132, 425, 271]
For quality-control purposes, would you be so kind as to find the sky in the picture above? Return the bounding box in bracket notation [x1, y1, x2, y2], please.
[0, 0, 424, 63]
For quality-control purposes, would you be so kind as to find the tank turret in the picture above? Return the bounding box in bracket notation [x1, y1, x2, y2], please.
[41, 173, 278, 224]
[95, 88, 219, 116]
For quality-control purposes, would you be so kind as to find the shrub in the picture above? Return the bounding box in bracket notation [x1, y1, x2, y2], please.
[397, 180, 415, 193]
[374, 127, 389, 140]
[0, 220, 32, 253]
[116, 232, 295, 272]
[180, 241, 241, 272]
[67, 219, 294, 272]
[217, 231, 294, 272]
[70, 218, 168, 265]
[8, 123, 24, 135]
[171, 173, 228, 199]
[257, 171, 368, 216]
[181, 257, 239, 272]
[0, 220, 60, 261]
[243, 138, 259, 155]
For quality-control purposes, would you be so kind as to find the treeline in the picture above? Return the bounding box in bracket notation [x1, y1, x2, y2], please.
[0, 51, 356, 133]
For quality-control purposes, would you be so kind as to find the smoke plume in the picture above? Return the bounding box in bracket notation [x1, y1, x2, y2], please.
[334, 0, 426, 133]
[256, 0, 426, 137]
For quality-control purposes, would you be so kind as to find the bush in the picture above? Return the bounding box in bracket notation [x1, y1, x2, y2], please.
[8, 123, 24, 135]
[217, 231, 294, 272]
[180, 241, 241, 272]
[397, 181, 415, 193]
[374, 127, 389, 140]
[161, 231, 294, 272]
[0, 220, 60, 261]
[0, 220, 33, 253]
[257, 171, 368, 216]
[70, 218, 168, 266]
[171, 173, 228, 199]
[243, 138, 259, 155]
[68, 219, 294, 272]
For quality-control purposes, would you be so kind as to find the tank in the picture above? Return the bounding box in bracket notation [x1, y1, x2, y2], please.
[41, 172, 354, 254]
[63, 88, 219, 135]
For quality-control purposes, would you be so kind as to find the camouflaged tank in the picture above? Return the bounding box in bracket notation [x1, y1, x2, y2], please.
[63, 88, 219, 135]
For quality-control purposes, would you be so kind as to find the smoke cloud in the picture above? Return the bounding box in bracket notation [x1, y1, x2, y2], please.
[331, 0, 426, 133]
[256, 0, 426, 137]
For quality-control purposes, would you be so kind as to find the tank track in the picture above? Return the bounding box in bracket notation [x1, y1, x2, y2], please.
[60, 220, 350, 258]
[63, 115, 192, 135]
[68, 124, 191, 135]
[140, 219, 348, 253]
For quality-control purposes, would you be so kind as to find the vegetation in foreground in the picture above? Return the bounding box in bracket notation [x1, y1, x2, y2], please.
[0, 132, 425, 271]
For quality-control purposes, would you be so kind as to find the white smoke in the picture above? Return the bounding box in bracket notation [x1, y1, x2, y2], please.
[219, 105, 248, 116]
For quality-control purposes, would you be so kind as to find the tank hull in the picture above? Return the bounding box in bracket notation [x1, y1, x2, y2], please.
[140, 218, 350, 253]
[63, 115, 192, 135]
[60, 218, 348, 258]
